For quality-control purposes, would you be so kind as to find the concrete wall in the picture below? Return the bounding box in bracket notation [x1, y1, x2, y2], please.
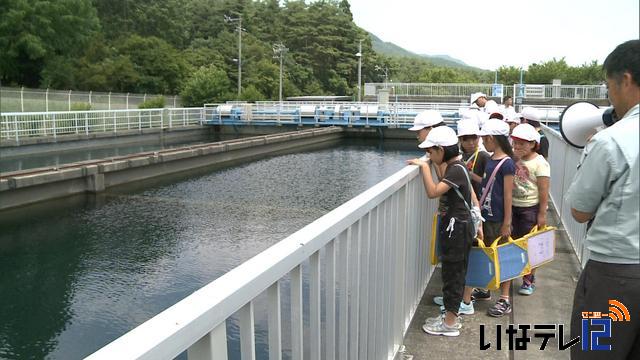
[0, 126, 216, 158]
[0, 127, 344, 211]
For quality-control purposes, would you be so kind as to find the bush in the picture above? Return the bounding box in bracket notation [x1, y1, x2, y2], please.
[180, 65, 231, 106]
[70, 102, 92, 111]
[138, 96, 166, 109]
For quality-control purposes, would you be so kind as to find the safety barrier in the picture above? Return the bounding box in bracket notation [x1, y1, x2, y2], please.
[87, 162, 439, 360]
[0, 108, 204, 141]
[543, 125, 589, 266]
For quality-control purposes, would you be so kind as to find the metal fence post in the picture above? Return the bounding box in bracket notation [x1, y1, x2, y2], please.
[20, 87, 24, 112]
[169, 110, 172, 129]
[68, 90, 72, 111]
[113, 112, 117, 133]
[173, 96, 177, 108]
[85, 113, 89, 135]
[46, 88, 49, 112]
[14, 115, 19, 142]
[108, 92, 111, 110]
[126, 93, 129, 110]
[89, 90, 92, 106]
[52, 113, 57, 139]
[75, 113, 79, 134]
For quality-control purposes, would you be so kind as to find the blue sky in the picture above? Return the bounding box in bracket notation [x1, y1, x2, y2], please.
[347, 0, 640, 70]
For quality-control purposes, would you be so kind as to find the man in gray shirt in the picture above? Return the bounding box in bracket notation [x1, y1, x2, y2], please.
[566, 40, 639, 359]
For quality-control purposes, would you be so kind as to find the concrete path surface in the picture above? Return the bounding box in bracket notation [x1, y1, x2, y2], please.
[400, 206, 582, 360]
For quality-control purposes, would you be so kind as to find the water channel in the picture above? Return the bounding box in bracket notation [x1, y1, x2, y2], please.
[0, 138, 421, 359]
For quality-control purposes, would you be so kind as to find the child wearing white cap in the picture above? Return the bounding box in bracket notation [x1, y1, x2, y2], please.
[520, 107, 549, 158]
[472, 119, 517, 315]
[510, 124, 550, 296]
[408, 110, 446, 144]
[457, 119, 491, 198]
[407, 126, 482, 336]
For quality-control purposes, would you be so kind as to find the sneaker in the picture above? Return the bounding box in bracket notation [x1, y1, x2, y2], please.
[439, 301, 475, 315]
[471, 288, 491, 301]
[422, 319, 461, 337]
[519, 274, 536, 295]
[424, 314, 462, 329]
[487, 299, 512, 317]
[433, 296, 444, 306]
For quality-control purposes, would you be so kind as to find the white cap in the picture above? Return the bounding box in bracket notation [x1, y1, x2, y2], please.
[484, 101, 500, 114]
[457, 119, 480, 136]
[478, 118, 510, 136]
[520, 107, 541, 122]
[470, 92, 487, 105]
[511, 123, 541, 143]
[408, 110, 444, 131]
[505, 113, 521, 124]
[418, 126, 459, 148]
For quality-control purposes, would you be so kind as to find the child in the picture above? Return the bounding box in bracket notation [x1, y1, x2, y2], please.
[472, 119, 516, 317]
[457, 119, 491, 199]
[408, 110, 446, 144]
[407, 126, 480, 336]
[510, 124, 550, 295]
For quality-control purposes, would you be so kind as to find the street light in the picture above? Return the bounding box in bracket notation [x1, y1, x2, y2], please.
[225, 14, 243, 97]
[273, 43, 288, 104]
[356, 39, 363, 102]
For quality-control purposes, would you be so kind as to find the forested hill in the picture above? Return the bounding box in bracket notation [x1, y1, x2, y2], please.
[0, 0, 605, 105]
[369, 32, 480, 70]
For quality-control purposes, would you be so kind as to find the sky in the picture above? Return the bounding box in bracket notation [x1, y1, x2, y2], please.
[347, 0, 640, 70]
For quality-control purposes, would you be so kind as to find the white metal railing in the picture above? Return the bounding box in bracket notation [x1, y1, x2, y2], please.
[204, 102, 473, 128]
[0, 108, 205, 141]
[510, 84, 607, 100]
[364, 83, 497, 98]
[0, 86, 181, 112]
[362, 83, 607, 101]
[543, 125, 588, 266]
[87, 162, 438, 360]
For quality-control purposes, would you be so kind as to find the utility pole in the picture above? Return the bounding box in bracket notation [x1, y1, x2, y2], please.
[356, 39, 363, 102]
[375, 65, 389, 88]
[225, 14, 243, 97]
[273, 43, 288, 103]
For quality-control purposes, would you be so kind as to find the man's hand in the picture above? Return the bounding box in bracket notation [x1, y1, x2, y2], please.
[571, 208, 594, 223]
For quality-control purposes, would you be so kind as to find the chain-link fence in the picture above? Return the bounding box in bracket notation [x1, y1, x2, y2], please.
[0, 87, 182, 113]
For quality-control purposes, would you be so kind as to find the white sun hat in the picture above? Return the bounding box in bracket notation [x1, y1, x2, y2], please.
[511, 123, 541, 143]
[478, 118, 510, 136]
[418, 126, 459, 148]
[457, 119, 481, 137]
[470, 92, 487, 105]
[408, 110, 444, 131]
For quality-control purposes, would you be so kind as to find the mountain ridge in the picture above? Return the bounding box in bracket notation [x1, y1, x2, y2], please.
[368, 32, 485, 71]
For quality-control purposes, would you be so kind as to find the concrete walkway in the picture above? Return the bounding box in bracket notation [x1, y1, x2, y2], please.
[400, 205, 583, 359]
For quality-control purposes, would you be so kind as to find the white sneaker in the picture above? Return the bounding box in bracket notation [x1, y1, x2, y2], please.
[422, 319, 460, 337]
[424, 314, 462, 329]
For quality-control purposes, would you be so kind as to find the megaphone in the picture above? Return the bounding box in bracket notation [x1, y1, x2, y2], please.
[559, 101, 617, 148]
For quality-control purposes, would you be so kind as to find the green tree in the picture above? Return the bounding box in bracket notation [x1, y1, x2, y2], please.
[180, 65, 231, 106]
[497, 66, 522, 85]
[0, 0, 99, 86]
[117, 35, 188, 93]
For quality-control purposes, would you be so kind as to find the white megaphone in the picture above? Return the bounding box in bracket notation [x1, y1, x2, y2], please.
[559, 101, 617, 148]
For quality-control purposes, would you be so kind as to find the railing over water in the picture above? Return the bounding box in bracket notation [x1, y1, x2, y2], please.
[365, 82, 607, 100]
[543, 125, 589, 267]
[0, 108, 204, 141]
[87, 162, 439, 360]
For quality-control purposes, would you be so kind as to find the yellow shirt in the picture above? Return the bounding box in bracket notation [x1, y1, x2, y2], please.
[512, 154, 550, 207]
